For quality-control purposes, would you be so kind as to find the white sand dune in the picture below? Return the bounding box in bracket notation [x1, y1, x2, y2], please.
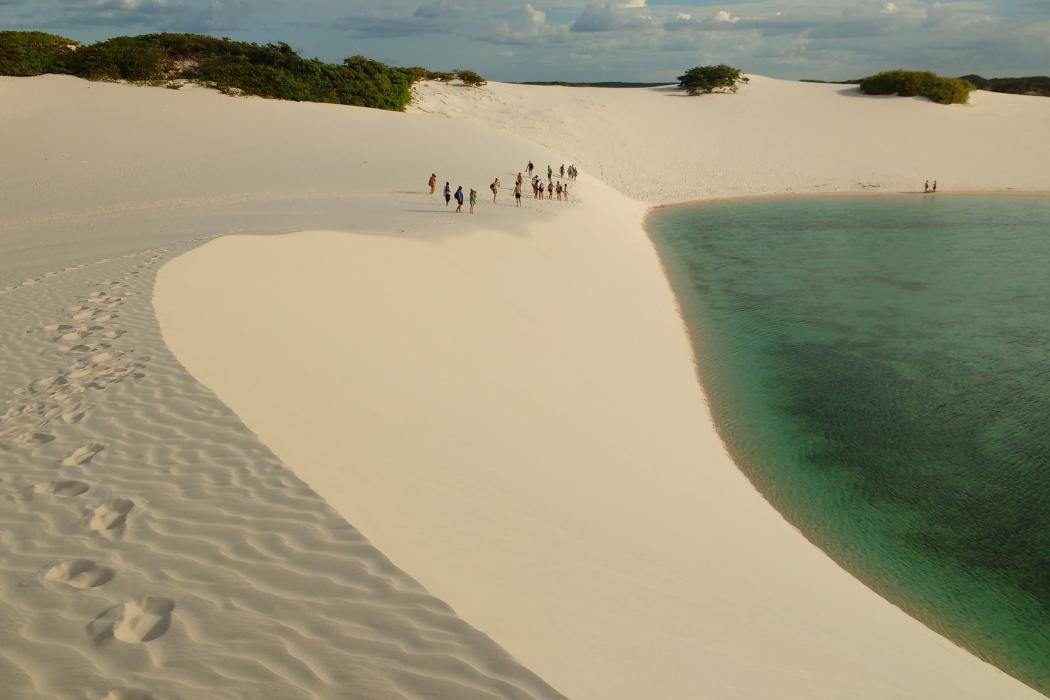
[1, 77, 565, 700]
[3, 73, 1049, 699]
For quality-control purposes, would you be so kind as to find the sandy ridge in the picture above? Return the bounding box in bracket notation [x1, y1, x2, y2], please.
[0, 239, 565, 698]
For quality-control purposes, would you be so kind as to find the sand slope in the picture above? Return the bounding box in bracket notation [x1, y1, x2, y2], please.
[151, 78, 1048, 698]
[414, 76, 1050, 203]
[0, 77, 565, 699]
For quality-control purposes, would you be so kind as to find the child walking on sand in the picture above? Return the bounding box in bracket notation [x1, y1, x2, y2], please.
[469, 189, 477, 214]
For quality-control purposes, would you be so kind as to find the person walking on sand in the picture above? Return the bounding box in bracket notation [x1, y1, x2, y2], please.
[560, 164, 565, 179]
[514, 181, 522, 207]
[924, 180, 930, 193]
[469, 188, 477, 214]
[443, 182, 451, 206]
[932, 180, 938, 193]
[491, 178, 500, 202]
[547, 181, 554, 199]
[547, 165, 553, 181]
[556, 182, 563, 200]
[563, 183, 569, 200]
[429, 173, 437, 194]
[527, 161, 534, 178]
[454, 185, 464, 213]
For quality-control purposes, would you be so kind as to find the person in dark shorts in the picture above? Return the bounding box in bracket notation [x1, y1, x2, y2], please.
[444, 182, 451, 206]
[514, 181, 522, 207]
[454, 185, 464, 212]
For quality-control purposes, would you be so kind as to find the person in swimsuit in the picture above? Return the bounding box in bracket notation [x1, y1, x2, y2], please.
[444, 182, 451, 206]
[514, 181, 522, 207]
[491, 178, 501, 202]
[547, 181, 554, 198]
[556, 182, 563, 200]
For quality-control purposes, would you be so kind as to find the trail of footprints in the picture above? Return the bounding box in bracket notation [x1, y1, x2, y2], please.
[0, 246, 189, 699]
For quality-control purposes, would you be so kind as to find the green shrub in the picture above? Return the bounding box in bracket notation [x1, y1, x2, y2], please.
[859, 70, 975, 105]
[677, 65, 749, 95]
[0, 31, 486, 112]
[0, 31, 77, 76]
[456, 69, 486, 87]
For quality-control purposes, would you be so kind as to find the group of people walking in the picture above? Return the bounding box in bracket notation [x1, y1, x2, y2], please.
[924, 180, 938, 193]
[429, 173, 477, 213]
[427, 160, 579, 213]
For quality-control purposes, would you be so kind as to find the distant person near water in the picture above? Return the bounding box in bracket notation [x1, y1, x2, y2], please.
[429, 173, 437, 194]
[514, 181, 522, 206]
[469, 188, 477, 214]
[443, 182, 451, 206]
[454, 185, 464, 213]
[932, 180, 938, 192]
[924, 180, 930, 193]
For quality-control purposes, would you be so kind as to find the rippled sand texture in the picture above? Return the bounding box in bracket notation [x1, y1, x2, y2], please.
[0, 246, 565, 699]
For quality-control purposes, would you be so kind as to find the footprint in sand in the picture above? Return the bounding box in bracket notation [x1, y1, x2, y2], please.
[45, 559, 115, 588]
[18, 431, 55, 446]
[62, 442, 105, 466]
[90, 597, 174, 644]
[61, 405, 91, 424]
[89, 498, 134, 532]
[36, 479, 90, 497]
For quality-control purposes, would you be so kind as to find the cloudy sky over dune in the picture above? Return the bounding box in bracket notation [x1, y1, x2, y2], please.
[3, 0, 1048, 81]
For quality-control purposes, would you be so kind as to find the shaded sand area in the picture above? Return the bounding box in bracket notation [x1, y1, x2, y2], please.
[156, 79, 1047, 698]
[2, 73, 1048, 698]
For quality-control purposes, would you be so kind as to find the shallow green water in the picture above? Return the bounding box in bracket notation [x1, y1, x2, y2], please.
[647, 196, 1050, 694]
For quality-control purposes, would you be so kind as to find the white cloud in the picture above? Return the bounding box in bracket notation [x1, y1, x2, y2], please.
[571, 1, 653, 33]
[492, 3, 569, 44]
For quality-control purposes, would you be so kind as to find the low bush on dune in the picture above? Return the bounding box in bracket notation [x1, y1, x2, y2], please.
[677, 64, 749, 95]
[456, 70, 486, 87]
[0, 31, 77, 76]
[859, 70, 975, 105]
[0, 31, 487, 112]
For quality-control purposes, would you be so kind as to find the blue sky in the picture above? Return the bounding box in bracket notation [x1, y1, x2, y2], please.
[3, 1, 1048, 81]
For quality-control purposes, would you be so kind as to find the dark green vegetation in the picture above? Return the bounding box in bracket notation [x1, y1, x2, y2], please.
[455, 70, 486, 87]
[0, 31, 486, 111]
[859, 70, 975, 104]
[0, 31, 77, 76]
[962, 74, 1050, 97]
[677, 65, 749, 95]
[649, 196, 1050, 695]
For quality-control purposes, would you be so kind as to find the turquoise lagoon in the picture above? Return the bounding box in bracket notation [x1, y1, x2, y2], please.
[647, 195, 1050, 694]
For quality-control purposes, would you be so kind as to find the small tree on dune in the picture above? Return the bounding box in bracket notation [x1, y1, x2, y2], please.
[677, 65, 749, 95]
[456, 69, 486, 87]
